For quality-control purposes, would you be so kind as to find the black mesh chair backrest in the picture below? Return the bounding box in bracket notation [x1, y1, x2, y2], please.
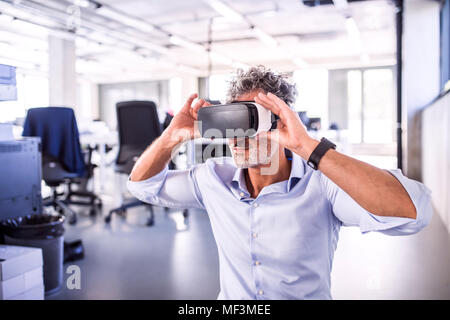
[115, 101, 162, 171]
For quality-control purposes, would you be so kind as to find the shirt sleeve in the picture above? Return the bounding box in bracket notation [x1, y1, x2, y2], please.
[126, 165, 205, 210]
[320, 169, 433, 235]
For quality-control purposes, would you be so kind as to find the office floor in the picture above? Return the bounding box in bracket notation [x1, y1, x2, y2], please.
[47, 167, 450, 300]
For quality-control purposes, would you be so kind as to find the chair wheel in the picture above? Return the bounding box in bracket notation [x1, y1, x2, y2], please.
[89, 208, 97, 216]
[182, 210, 188, 218]
[146, 219, 154, 226]
[104, 215, 111, 223]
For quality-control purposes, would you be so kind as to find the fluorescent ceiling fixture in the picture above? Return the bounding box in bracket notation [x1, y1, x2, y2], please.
[88, 32, 117, 45]
[293, 57, 308, 68]
[0, 14, 14, 23]
[345, 17, 361, 51]
[209, 51, 233, 65]
[74, 0, 90, 8]
[253, 27, 278, 48]
[169, 35, 204, 53]
[135, 41, 169, 55]
[345, 17, 360, 40]
[96, 6, 155, 33]
[332, 0, 348, 10]
[207, 0, 244, 22]
[177, 64, 201, 75]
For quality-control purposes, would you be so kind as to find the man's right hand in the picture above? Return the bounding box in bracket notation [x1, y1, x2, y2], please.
[130, 93, 209, 181]
[164, 93, 210, 144]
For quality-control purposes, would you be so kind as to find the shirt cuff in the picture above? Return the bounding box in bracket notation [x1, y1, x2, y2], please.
[126, 166, 168, 202]
[359, 169, 433, 234]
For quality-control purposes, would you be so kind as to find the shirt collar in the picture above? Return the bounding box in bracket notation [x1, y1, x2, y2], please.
[230, 152, 305, 196]
[287, 152, 305, 191]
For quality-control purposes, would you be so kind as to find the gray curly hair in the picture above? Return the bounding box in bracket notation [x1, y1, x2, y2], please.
[226, 65, 298, 107]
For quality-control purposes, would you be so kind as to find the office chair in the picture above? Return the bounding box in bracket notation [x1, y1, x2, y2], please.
[64, 145, 103, 215]
[104, 101, 161, 226]
[22, 107, 102, 225]
[41, 155, 79, 224]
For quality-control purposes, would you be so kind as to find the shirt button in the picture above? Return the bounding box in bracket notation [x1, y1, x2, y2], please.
[258, 290, 264, 295]
[239, 192, 245, 197]
[253, 203, 258, 208]
[252, 232, 258, 238]
[254, 261, 261, 266]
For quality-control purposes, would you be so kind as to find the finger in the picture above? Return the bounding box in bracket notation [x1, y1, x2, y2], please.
[265, 92, 299, 126]
[254, 93, 281, 116]
[191, 99, 205, 119]
[266, 92, 293, 116]
[255, 93, 291, 125]
[181, 93, 198, 112]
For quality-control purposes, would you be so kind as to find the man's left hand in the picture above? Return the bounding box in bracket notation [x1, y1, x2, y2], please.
[254, 92, 319, 160]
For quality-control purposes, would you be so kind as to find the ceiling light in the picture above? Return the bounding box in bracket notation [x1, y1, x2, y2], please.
[0, 13, 14, 24]
[74, 0, 90, 8]
[252, 26, 278, 48]
[332, 0, 348, 10]
[345, 17, 360, 41]
[169, 35, 204, 52]
[209, 51, 233, 65]
[176, 64, 201, 75]
[207, 0, 244, 22]
[293, 57, 308, 68]
[96, 6, 155, 33]
[345, 16, 361, 51]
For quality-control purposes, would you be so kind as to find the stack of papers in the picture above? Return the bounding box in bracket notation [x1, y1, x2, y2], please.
[0, 245, 44, 300]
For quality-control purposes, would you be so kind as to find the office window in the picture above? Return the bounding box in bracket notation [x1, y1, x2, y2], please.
[0, 72, 49, 122]
[208, 74, 232, 103]
[347, 70, 362, 143]
[441, 0, 450, 91]
[363, 69, 395, 143]
[293, 69, 329, 125]
[99, 80, 169, 129]
[346, 68, 395, 144]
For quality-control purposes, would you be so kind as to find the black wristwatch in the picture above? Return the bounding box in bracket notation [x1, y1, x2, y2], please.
[307, 137, 336, 170]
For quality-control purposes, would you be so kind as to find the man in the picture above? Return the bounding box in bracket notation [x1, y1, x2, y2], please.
[127, 66, 432, 299]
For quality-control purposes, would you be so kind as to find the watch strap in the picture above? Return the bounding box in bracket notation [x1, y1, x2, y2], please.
[307, 137, 336, 170]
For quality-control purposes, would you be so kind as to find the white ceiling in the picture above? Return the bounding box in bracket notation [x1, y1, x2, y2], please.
[0, 0, 397, 83]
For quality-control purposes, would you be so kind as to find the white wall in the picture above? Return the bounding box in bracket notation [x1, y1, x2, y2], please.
[422, 92, 450, 233]
[98, 80, 169, 129]
[403, 0, 441, 180]
[76, 80, 99, 120]
[48, 36, 77, 110]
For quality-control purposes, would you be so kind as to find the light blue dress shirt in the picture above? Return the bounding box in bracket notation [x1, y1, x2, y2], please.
[127, 153, 433, 300]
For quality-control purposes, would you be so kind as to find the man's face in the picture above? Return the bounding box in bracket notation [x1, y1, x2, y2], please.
[227, 91, 280, 169]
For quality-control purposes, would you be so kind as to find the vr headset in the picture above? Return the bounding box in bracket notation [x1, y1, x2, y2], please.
[197, 101, 278, 138]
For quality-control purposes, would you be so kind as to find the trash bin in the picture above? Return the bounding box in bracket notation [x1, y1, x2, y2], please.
[0, 214, 65, 295]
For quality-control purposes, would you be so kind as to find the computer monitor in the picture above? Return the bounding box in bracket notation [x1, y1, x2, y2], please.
[0, 137, 42, 220]
[0, 64, 17, 101]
